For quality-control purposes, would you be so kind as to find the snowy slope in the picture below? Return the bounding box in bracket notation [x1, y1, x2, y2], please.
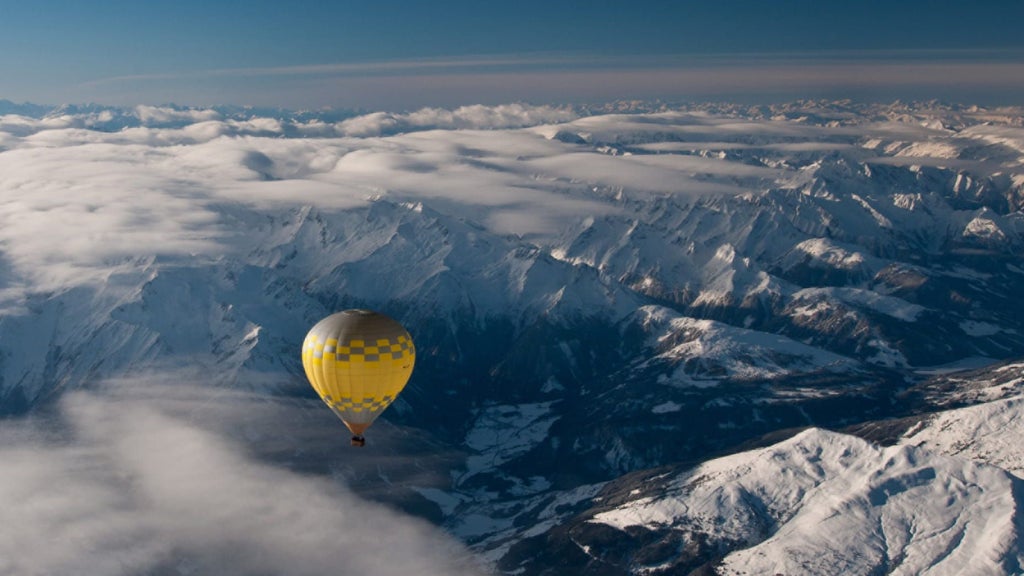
[534, 427, 1023, 575]
[901, 361, 1024, 477]
[628, 304, 860, 384]
[714, 433, 1022, 575]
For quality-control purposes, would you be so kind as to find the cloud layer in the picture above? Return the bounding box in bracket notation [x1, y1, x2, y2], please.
[0, 383, 480, 576]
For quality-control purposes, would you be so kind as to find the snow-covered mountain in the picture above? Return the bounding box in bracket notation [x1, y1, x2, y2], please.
[1, 99, 1023, 573]
[508, 427, 1024, 575]
[480, 361, 1024, 575]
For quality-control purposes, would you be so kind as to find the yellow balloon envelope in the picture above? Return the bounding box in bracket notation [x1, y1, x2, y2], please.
[301, 310, 415, 445]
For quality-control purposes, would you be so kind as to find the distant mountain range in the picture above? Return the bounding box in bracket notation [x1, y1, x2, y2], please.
[1, 98, 1022, 574]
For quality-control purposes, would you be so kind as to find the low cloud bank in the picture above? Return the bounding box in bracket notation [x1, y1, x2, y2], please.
[0, 384, 482, 576]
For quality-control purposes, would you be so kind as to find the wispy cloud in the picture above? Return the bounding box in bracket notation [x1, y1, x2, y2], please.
[71, 50, 1024, 109]
[80, 54, 588, 86]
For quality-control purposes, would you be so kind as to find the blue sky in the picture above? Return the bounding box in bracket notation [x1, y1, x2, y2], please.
[2, 0, 1023, 109]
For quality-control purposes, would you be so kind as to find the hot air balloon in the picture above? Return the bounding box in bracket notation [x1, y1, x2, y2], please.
[301, 309, 415, 447]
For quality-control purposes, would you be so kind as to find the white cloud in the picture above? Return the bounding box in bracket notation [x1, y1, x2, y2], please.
[520, 152, 775, 195]
[133, 104, 222, 126]
[0, 383, 481, 576]
[0, 114, 41, 138]
[338, 103, 578, 137]
[0, 140, 224, 291]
